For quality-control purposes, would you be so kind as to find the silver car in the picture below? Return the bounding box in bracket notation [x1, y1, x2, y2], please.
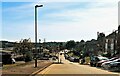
[101, 58, 120, 70]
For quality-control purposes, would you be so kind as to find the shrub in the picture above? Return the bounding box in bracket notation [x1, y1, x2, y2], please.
[24, 51, 33, 62]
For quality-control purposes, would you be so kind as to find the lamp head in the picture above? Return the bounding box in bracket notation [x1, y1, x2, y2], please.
[35, 5, 43, 8]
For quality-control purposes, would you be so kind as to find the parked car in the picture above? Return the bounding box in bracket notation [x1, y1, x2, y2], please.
[68, 57, 74, 62]
[15, 56, 25, 61]
[64, 54, 70, 59]
[12, 58, 16, 64]
[3, 58, 16, 64]
[79, 58, 85, 64]
[96, 57, 118, 67]
[74, 57, 79, 62]
[108, 61, 120, 72]
[38, 56, 49, 60]
[101, 58, 120, 70]
[2, 52, 16, 64]
[90, 56, 108, 67]
[51, 55, 58, 60]
[68, 56, 79, 62]
[52, 57, 57, 60]
[60, 53, 62, 55]
[107, 61, 120, 72]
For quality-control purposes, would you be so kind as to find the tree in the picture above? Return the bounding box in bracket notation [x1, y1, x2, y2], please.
[65, 40, 76, 50]
[97, 32, 105, 54]
[80, 40, 85, 43]
[14, 42, 20, 54]
[24, 51, 33, 62]
[19, 38, 33, 55]
[14, 38, 33, 62]
[97, 32, 105, 40]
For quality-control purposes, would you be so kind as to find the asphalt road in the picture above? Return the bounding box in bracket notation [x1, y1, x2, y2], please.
[36, 54, 120, 76]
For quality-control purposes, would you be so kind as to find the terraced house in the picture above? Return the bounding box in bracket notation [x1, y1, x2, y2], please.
[104, 25, 119, 57]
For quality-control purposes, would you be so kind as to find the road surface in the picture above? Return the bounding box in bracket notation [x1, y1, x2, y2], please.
[36, 54, 120, 76]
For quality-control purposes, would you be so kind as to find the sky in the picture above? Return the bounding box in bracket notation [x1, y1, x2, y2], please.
[1, 0, 120, 42]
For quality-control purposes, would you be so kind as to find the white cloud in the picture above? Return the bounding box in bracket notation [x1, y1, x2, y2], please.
[2, 1, 119, 42]
[2, 0, 120, 2]
[37, 2, 118, 42]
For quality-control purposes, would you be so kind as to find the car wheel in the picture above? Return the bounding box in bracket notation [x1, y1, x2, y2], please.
[96, 64, 99, 67]
[13, 62, 15, 64]
[90, 63, 93, 66]
[93, 63, 96, 67]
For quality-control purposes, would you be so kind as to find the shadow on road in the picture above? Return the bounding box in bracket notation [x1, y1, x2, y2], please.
[53, 62, 64, 64]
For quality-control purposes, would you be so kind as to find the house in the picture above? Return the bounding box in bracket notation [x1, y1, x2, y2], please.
[117, 25, 120, 56]
[105, 30, 118, 56]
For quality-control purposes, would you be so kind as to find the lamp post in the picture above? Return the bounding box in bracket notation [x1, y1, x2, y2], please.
[34, 5, 43, 68]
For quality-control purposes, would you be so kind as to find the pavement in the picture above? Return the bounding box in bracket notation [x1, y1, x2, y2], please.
[30, 61, 52, 76]
[2, 60, 53, 76]
[35, 54, 120, 76]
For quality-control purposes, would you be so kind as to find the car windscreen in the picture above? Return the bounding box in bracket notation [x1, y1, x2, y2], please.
[98, 57, 108, 60]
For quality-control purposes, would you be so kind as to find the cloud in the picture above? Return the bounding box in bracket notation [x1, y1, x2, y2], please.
[2, 1, 119, 42]
[37, 2, 118, 41]
[2, 0, 120, 2]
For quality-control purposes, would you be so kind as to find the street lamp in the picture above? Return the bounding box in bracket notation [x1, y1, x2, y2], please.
[34, 4, 43, 68]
